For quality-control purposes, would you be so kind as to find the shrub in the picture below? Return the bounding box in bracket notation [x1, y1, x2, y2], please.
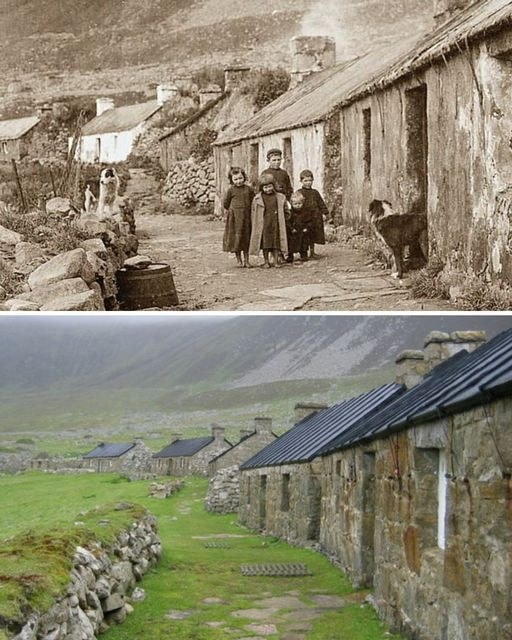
[454, 275, 512, 311]
[0, 257, 23, 297]
[190, 127, 217, 161]
[250, 68, 290, 110]
[409, 256, 450, 300]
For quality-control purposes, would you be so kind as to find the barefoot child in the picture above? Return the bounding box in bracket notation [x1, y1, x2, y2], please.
[298, 169, 329, 258]
[249, 173, 288, 268]
[222, 167, 254, 267]
[286, 191, 312, 263]
[264, 148, 293, 201]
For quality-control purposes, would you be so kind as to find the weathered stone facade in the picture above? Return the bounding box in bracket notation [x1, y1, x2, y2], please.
[208, 417, 278, 475]
[7, 512, 161, 640]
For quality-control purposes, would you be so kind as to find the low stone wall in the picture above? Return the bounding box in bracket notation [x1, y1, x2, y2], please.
[0, 205, 139, 312]
[9, 513, 162, 640]
[162, 157, 215, 209]
[205, 465, 240, 514]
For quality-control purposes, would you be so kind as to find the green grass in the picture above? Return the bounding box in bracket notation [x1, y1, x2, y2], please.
[0, 473, 403, 640]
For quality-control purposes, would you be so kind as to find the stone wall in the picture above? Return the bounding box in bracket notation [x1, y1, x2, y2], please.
[320, 396, 512, 639]
[205, 465, 240, 514]
[0, 203, 139, 311]
[7, 512, 162, 640]
[168, 438, 232, 477]
[239, 461, 322, 545]
[209, 429, 278, 475]
[161, 157, 215, 210]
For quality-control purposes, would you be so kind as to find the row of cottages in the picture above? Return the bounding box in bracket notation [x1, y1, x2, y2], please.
[239, 328, 512, 640]
[152, 425, 231, 477]
[215, 0, 512, 284]
[208, 416, 278, 476]
[75, 85, 177, 164]
[0, 115, 40, 162]
[158, 66, 258, 172]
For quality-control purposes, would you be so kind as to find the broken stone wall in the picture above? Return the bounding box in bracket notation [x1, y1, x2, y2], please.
[339, 25, 512, 285]
[205, 465, 240, 514]
[6, 513, 162, 640]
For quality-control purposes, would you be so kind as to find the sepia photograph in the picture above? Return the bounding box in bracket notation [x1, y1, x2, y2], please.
[0, 0, 511, 312]
[1, 1, 512, 640]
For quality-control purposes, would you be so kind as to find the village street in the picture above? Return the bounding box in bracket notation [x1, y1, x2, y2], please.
[128, 170, 452, 312]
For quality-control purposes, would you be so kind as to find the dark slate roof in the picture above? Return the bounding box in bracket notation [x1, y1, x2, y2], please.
[322, 328, 512, 455]
[240, 383, 404, 470]
[83, 442, 135, 459]
[81, 100, 161, 136]
[0, 116, 40, 140]
[217, 0, 512, 145]
[153, 437, 215, 458]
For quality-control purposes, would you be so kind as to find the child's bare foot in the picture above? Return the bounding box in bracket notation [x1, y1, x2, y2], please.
[263, 262, 272, 268]
[244, 262, 251, 268]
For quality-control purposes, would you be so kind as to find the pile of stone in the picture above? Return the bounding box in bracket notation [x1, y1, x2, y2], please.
[0, 205, 139, 312]
[9, 512, 161, 640]
[162, 156, 215, 209]
[205, 465, 240, 514]
[148, 480, 184, 499]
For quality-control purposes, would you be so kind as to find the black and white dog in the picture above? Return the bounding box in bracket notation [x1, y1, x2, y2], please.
[369, 199, 428, 279]
[97, 167, 120, 219]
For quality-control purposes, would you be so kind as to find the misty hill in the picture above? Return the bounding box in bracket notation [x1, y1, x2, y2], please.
[1, 315, 510, 397]
[0, 0, 434, 103]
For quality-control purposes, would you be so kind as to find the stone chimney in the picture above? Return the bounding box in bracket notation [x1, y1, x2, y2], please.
[156, 83, 179, 106]
[294, 402, 328, 423]
[171, 432, 183, 442]
[424, 330, 487, 372]
[395, 350, 426, 389]
[289, 35, 336, 89]
[434, 0, 476, 26]
[199, 84, 223, 108]
[254, 417, 272, 434]
[133, 437, 144, 446]
[224, 66, 251, 92]
[211, 424, 225, 441]
[96, 97, 115, 117]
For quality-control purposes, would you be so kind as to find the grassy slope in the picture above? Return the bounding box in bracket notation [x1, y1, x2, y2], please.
[0, 473, 404, 639]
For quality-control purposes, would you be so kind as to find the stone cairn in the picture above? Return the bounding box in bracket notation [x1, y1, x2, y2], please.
[205, 465, 240, 514]
[162, 157, 215, 209]
[9, 512, 162, 640]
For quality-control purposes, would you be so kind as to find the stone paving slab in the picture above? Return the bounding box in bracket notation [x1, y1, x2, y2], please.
[309, 594, 346, 608]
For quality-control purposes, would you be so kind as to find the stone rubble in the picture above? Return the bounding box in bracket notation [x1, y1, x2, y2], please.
[205, 465, 240, 514]
[162, 156, 215, 209]
[10, 514, 161, 640]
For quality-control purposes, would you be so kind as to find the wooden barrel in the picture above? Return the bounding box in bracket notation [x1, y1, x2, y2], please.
[116, 263, 179, 310]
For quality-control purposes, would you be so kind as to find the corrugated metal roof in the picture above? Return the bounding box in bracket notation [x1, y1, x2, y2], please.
[240, 383, 404, 470]
[217, 0, 512, 146]
[322, 328, 512, 455]
[83, 442, 135, 459]
[81, 101, 161, 136]
[0, 116, 40, 141]
[153, 436, 215, 458]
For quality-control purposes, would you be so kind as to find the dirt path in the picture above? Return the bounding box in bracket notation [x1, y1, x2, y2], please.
[127, 169, 453, 311]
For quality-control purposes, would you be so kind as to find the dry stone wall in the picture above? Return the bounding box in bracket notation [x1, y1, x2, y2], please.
[9, 513, 161, 640]
[162, 157, 215, 210]
[205, 465, 240, 514]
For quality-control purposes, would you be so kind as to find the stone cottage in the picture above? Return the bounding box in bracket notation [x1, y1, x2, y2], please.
[75, 85, 175, 164]
[239, 328, 512, 640]
[152, 425, 231, 477]
[238, 382, 404, 545]
[208, 416, 278, 476]
[0, 115, 40, 162]
[215, 0, 512, 285]
[82, 438, 151, 474]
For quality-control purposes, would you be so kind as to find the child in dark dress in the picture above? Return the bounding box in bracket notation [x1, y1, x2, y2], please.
[249, 173, 288, 268]
[298, 169, 329, 259]
[264, 148, 293, 201]
[222, 166, 254, 267]
[286, 191, 312, 264]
